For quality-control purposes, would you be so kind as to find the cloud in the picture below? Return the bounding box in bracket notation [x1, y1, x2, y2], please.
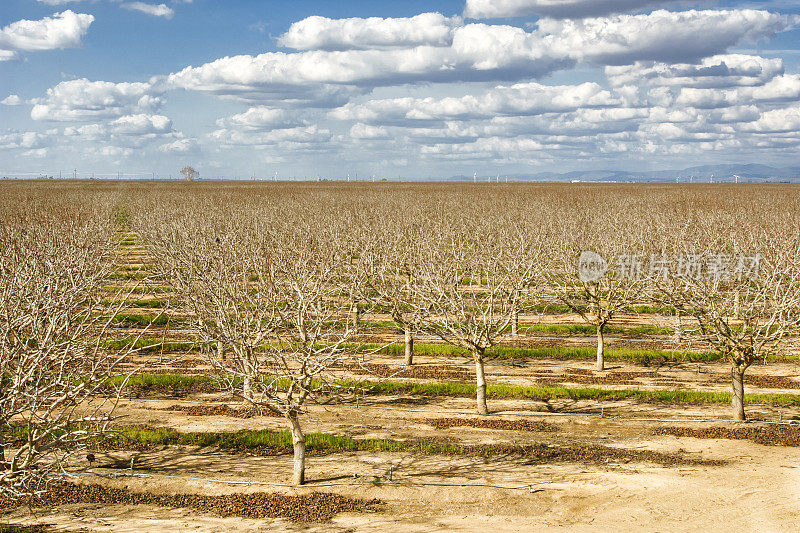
[464, 0, 678, 19]
[675, 74, 800, 107]
[108, 114, 173, 135]
[169, 25, 567, 96]
[169, 10, 793, 105]
[743, 105, 800, 133]
[36, 0, 88, 5]
[606, 54, 785, 87]
[0, 10, 94, 61]
[1, 95, 22, 106]
[121, 2, 175, 19]
[211, 125, 332, 146]
[331, 81, 619, 124]
[215, 107, 308, 130]
[159, 138, 199, 153]
[538, 10, 797, 65]
[350, 123, 391, 140]
[279, 13, 462, 51]
[0, 130, 55, 150]
[30, 78, 164, 121]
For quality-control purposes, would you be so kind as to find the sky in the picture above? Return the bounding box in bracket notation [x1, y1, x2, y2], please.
[1, 0, 799, 179]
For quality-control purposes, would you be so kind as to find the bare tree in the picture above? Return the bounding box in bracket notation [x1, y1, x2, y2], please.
[411, 221, 545, 415]
[550, 215, 651, 371]
[180, 166, 199, 182]
[140, 204, 371, 484]
[654, 229, 800, 420]
[0, 209, 136, 499]
[366, 225, 428, 366]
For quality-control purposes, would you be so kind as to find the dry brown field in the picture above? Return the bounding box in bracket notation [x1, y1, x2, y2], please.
[2, 180, 800, 532]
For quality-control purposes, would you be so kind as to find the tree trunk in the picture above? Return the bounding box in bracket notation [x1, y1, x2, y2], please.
[288, 412, 306, 485]
[243, 376, 253, 401]
[217, 341, 225, 362]
[350, 303, 360, 332]
[512, 307, 519, 336]
[297, 312, 307, 343]
[404, 328, 414, 366]
[732, 366, 746, 421]
[596, 324, 605, 371]
[474, 349, 488, 415]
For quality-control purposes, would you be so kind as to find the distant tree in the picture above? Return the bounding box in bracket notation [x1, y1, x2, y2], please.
[180, 166, 199, 182]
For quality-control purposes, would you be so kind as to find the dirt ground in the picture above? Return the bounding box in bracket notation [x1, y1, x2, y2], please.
[6, 236, 799, 532]
[4, 381, 800, 532]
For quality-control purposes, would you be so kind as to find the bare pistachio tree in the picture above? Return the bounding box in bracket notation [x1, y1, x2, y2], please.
[140, 204, 370, 484]
[0, 209, 136, 499]
[550, 215, 651, 371]
[366, 225, 428, 366]
[653, 229, 800, 420]
[411, 222, 544, 415]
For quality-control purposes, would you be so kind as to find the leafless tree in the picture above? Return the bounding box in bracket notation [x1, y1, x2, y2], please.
[550, 213, 652, 371]
[653, 221, 800, 420]
[410, 219, 545, 415]
[366, 225, 428, 366]
[0, 208, 137, 499]
[180, 166, 199, 182]
[139, 203, 372, 484]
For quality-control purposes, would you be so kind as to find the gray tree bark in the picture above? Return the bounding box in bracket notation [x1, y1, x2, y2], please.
[404, 328, 414, 366]
[596, 324, 606, 371]
[288, 412, 306, 485]
[732, 366, 746, 421]
[474, 349, 488, 415]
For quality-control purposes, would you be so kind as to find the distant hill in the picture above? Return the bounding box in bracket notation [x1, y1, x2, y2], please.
[450, 164, 800, 183]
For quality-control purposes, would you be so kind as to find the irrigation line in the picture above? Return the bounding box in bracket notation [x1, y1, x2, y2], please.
[71, 471, 552, 491]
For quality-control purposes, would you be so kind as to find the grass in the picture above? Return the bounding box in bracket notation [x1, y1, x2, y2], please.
[101, 286, 172, 294]
[101, 299, 169, 309]
[104, 313, 175, 327]
[519, 323, 676, 337]
[106, 373, 218, 390]
[111, 372, 800, 407]
[0, 525, 52, 533]
[360, 380, 800, 406]
[354, 342, 728, 364]
[100, 338, 202, 352]
[104, 426, 719, 467]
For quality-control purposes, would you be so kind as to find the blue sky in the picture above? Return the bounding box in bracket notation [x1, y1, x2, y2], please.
[1, 0, 799, 178]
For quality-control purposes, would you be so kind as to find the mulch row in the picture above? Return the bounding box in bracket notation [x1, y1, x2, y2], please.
[656, 424, 800, 447]
[0, 483, 383, 523]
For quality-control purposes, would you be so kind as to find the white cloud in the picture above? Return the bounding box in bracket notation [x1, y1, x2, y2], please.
[0, 10, 94, 61]
[215, 107, 308, 130]
[465, 0, 677, 19]
[538, 10, 797, 65]
[331, 81, 618, 124]
[121, 3, 175, 19]
[606, 54, 785, 89]
[279, 13, 462, 51]
[31, 78, 164, 121]
[0, 131, 49, 150]
[36, 1, 87, 5]
[675, 74, 800, 107]
[211, 125, 332, 146]
[745, 105, 800, 133]
[169, 10, 794, 104]
[159, 138, 199, 153]
[350, 123, 391, 140]
[109, 114, 173, 135]
[1, 95, 22, 106]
